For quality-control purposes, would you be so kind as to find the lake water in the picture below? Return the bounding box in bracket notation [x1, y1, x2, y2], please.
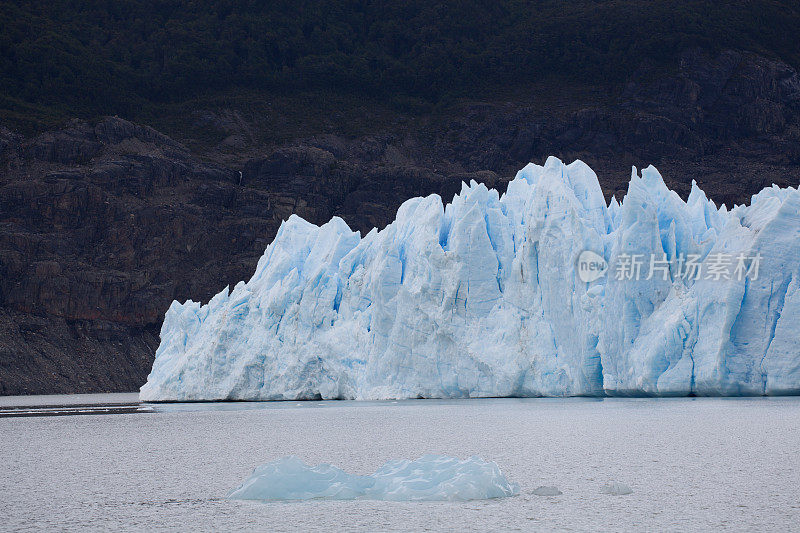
[1, 396, 799, 531]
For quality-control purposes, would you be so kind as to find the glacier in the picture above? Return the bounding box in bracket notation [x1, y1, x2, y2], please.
[227, 455, 519, 501]
[140, 156, 800, 401]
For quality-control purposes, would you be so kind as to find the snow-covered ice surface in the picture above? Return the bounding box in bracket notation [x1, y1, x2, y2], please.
[140, 157, 800, 401]
[227, 455, 519, 501]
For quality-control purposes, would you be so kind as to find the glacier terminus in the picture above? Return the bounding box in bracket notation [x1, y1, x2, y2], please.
[140, 157, 800, 401]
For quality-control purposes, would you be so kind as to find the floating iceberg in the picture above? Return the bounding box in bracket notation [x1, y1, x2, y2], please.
[532, 486, 563, 496]
[140, 157, 800, 401]
[227, 455, 519, 501]
[600, 482, 633, 495]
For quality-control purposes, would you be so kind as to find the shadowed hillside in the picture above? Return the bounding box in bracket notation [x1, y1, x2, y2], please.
[2, 0, 799, 132]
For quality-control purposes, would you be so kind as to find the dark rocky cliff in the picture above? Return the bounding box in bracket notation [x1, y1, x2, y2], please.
[1, 49, 799, 394]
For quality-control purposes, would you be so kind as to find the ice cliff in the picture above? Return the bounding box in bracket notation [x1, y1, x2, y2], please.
[140, 157, 800, 401]
[227, 455, 519, 501]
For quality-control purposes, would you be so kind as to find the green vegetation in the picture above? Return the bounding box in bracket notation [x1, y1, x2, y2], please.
[1, 0, 799, 133]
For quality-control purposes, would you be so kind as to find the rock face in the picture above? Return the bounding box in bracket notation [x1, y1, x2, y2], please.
[420, 48, 800, 206]
[2, 48, 800, 395]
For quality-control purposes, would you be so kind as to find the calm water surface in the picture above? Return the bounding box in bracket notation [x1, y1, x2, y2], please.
[1, 396, 799, 532]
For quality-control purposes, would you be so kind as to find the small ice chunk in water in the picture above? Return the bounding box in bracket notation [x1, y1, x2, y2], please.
[532, 486, 562, 496]
[227, 455, 519, 501]
[601, 482, 633, 495]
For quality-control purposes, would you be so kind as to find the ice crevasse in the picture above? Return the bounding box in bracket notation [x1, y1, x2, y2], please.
[140, 157, 800, 401]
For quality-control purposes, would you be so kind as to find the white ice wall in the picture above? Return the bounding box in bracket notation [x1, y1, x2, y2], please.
[140, 157, 800, 401]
